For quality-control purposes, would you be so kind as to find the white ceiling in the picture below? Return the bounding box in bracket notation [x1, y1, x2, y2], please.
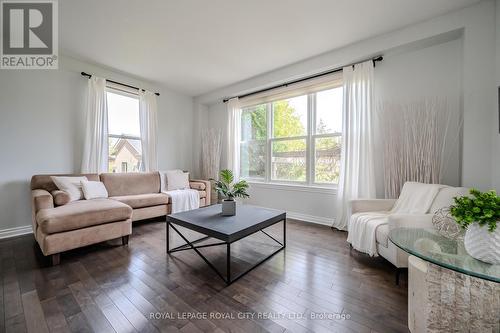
[60, 0, 479, 96]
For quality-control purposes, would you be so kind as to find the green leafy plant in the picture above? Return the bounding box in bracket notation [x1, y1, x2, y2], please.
[450, 189, 500, 232]
[210, 169, 249, 201]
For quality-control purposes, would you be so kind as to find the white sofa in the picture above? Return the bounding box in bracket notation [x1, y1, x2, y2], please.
[350, 185, 469, 282]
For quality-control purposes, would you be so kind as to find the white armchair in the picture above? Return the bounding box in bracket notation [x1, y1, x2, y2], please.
[350, 199, 397, 214]
[349, 184, 469, 284]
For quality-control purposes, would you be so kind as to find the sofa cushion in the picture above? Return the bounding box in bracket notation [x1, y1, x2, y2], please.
[110, 193, 169, 209]
[31, 174, 99, 192]
[100, 172, 160, 196]
[36, 199, 132, 234]
[375, 224, 390, 248]
[189, 182, 206, 191]
[51, 190, 71, 206]
[166, 191, 206, 204]
[429, 187, 469, 213]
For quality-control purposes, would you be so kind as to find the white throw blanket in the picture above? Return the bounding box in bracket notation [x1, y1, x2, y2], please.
[163, 189, 200, 214]
[346, 182, 445, 256]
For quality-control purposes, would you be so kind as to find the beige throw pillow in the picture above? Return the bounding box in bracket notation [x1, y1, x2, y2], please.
[81, 181, 109, 200]
[159, 169, 183, 191]
[51, 176, 88, 202]
[166, 171, 190, 191]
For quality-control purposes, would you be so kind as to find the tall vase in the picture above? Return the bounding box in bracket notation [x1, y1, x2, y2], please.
[463, 223, 500, 265]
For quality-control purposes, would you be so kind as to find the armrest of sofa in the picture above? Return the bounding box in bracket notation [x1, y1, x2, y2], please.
[350, 199, 397, 214]
[32, 189, 54, 212]
[189, 179, 211, 205]
[388, 214, 434, 230]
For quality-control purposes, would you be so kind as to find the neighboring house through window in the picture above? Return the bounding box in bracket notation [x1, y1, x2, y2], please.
[239, 82, 343, 186]
[107, 88, 142, 173]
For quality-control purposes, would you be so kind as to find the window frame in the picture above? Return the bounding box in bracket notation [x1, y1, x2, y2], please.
[106, 87, 142, 173]
[239, 85, 343, 188]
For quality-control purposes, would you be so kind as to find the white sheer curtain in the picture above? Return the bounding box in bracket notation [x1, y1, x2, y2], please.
[226, 98, 241, 180]
[334, 61, 376, 230]
[82, 76, 109, 173]
[139, 90, 158, 171]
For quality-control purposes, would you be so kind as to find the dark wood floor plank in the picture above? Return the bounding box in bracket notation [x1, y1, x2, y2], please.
[21, 290, 49, 333]
[68, 282, 115, 333]
[0, 219, 409, 333]
[65, 312, 93, 333]
[129, 270, 219, 332]
[40, 297, 71, 333]
[3, 266, 23, 321]
[5, 314, 26, 333]
[68, 261, 137, 333]
[55, 289, 82, 320]
[104, 287, 158, 333]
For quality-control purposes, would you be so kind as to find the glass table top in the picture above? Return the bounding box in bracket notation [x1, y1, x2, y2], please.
[389, 228, 500, 283]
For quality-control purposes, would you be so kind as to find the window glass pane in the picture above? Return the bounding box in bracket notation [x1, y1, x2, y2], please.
[271, 139, 306, 182]
[241, 104, 267, 141]
[316, 87, 343, 134]
[272, 95, 307, 138]
[108, 138, 142, 173]
[314, 136, 341, 183]
[107, 91, 141, 137]
[240, 141, 266, 179]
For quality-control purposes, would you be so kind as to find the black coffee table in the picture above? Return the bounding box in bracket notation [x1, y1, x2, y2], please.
[166, 204, 286, 285]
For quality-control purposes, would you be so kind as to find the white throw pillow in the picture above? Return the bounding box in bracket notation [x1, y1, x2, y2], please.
[159, 169, 183, 191]
[429, 187, 470, 213]
[166, 171, 190, 191]
[81, 181, 109, 200]
[51, 176, 88, 202]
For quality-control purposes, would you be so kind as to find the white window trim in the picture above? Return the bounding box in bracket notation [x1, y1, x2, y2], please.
[246, 180, 337, 195]
[239, 84, 342, 188]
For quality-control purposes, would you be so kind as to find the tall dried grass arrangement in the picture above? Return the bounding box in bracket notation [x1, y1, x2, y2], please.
[378, 98, 461, 198]
[201, 128, 222, 203]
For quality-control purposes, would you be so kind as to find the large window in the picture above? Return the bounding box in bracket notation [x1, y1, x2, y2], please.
[239, 86, 342, 185]
[107, 89, 142, 173]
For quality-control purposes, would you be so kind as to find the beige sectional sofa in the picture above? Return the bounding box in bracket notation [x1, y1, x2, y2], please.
[31, 172, 210, 265]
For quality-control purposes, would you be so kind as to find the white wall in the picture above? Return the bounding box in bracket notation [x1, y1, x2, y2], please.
[197, 1, 497, 224]
[203, 39, 463, 223]
[0, 56, 194, 234]
[374, 38, 463, 197]
[492, 0, 500, 192]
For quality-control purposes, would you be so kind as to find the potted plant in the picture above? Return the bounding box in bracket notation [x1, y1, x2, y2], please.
[450, 189, 500, 264]
[211, 169, 249, 216]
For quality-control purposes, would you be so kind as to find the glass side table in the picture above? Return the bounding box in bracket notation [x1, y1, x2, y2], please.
[389, 228, 499, 333]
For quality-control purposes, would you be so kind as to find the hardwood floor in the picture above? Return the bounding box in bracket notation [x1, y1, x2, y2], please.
[0, 219, 408, 333]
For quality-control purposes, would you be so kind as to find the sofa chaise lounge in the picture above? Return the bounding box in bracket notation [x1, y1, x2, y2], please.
[31, 171, 210, 265]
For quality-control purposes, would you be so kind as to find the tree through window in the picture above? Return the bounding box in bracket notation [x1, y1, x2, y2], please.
[239, 86, 343, 185]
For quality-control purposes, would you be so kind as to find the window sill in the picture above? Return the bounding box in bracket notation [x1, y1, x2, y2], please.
[246, 181, 337, 195]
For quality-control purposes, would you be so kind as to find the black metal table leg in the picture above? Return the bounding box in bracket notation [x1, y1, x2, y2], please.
[283, 218, 286, 247]
[226, 243, 231, 284]
[166, 219, 170, 253]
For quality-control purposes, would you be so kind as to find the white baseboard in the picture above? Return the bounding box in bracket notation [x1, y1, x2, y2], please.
[286, 212, 333, 226]
[0, 225, 33, 239]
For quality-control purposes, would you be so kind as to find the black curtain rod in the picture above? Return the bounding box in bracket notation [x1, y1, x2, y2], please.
[80, 72, 160, 96]
[223, 55, 383, 103]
